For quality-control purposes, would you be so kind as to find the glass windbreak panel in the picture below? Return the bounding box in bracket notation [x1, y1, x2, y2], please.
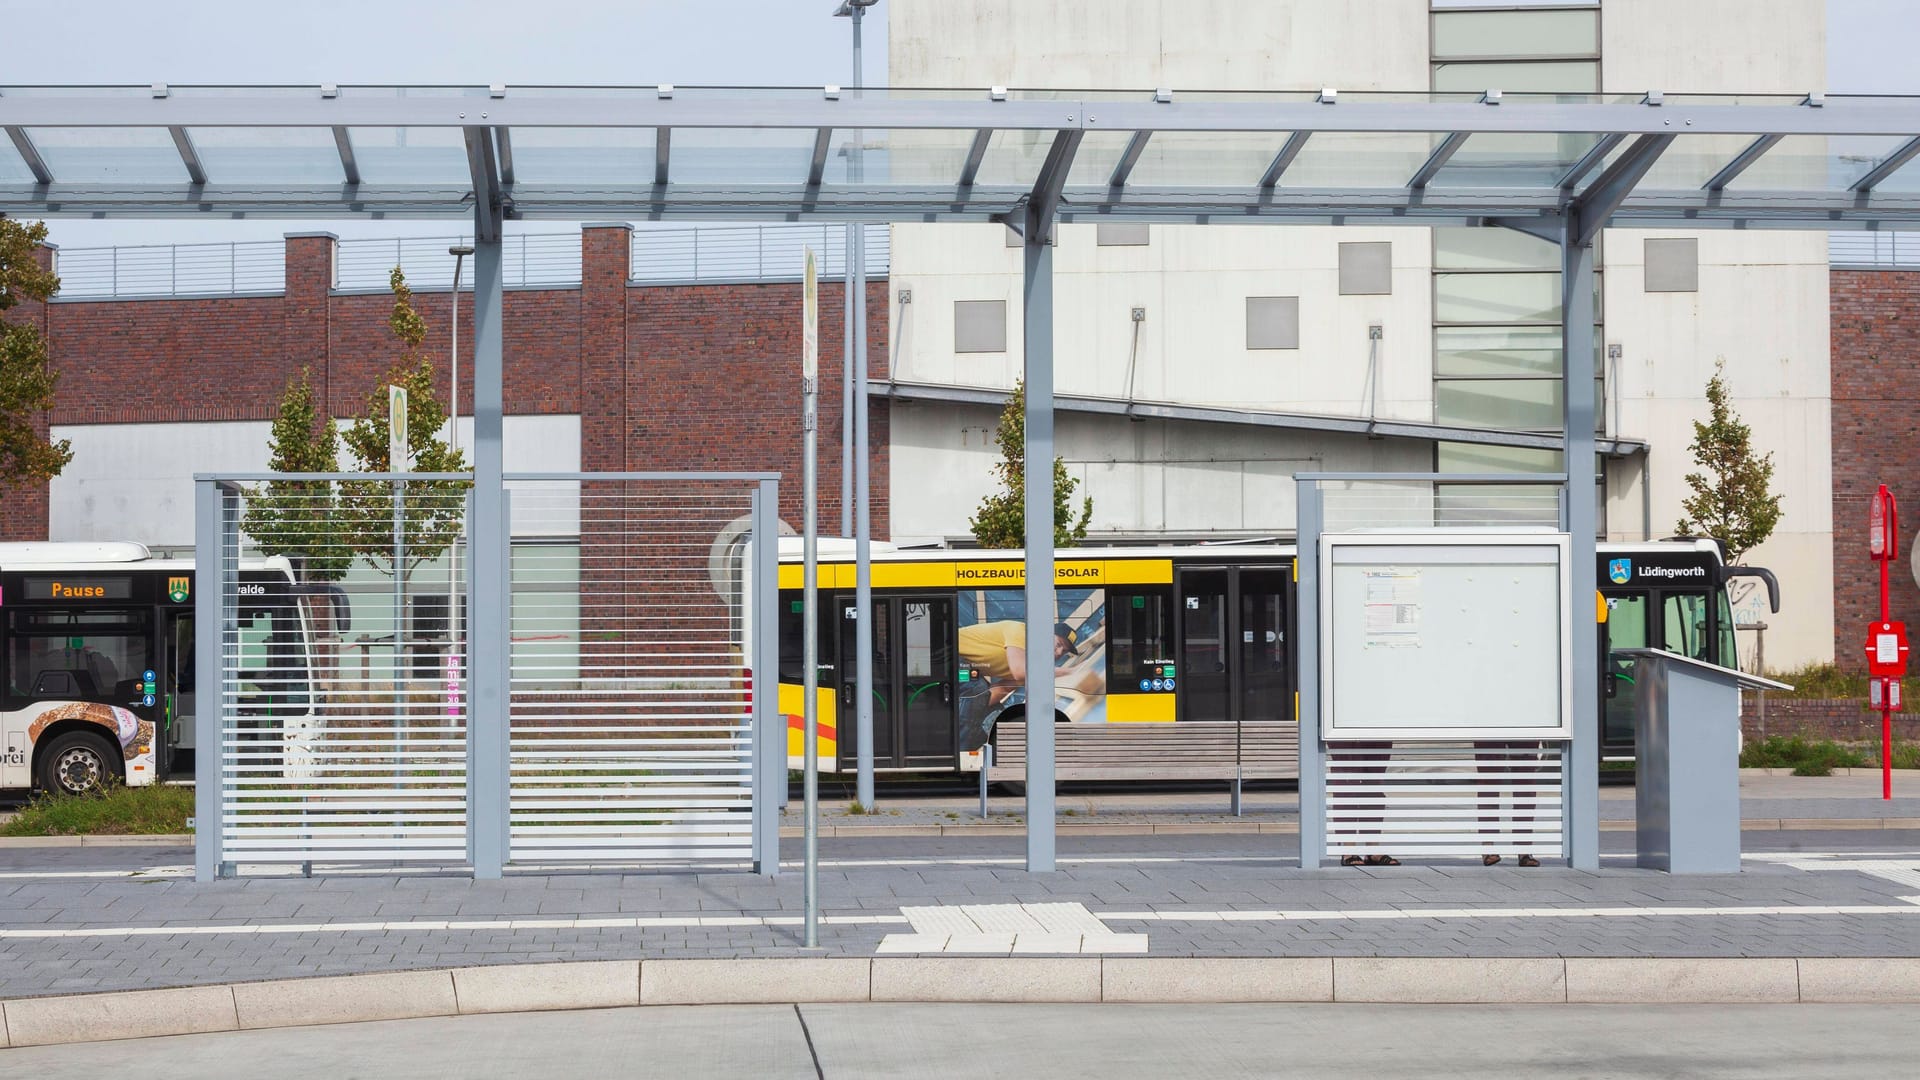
[1431, 61, 1600, 94]
[25, 127, 187, 183]
[1431, 9, 1600, 58]
[1281, 131, 1438, 188]
[1435, 442, 1563, 473]
[1434, 228, 1559, 270]
[1434, 271, 1562, 323]
[1603, 593, 1649, 746]
[1434, 483, 1561, 526]
[1430, 132, 1605, 188]
[1435, 326, 1563, 376]
[508, 127, 655, 184]
[187, 128, 344, 184]
[347, 127, 471, 184]
[1435, 378, 1562, 430]
[1662, 593, 1713, 661]
[1724, 134, 1915, 192]
[1108, 591, 1173, 687]
[7, 610, 152, 703]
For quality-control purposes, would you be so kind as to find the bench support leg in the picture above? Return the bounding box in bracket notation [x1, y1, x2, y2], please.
[1231, 769, 1243, 817]
[980, 744, 992, 820]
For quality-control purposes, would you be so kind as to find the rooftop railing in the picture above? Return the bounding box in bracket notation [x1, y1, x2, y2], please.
[1829, 232, 1920, 269]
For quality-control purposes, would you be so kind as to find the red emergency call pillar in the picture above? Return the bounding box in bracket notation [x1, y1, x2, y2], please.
[1867, 486, 1908, 800]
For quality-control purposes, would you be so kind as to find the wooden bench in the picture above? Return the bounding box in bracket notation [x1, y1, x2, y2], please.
[984, 720, 1299, 812]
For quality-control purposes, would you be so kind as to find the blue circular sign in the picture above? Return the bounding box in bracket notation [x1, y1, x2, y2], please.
[143, 670, 156, 682]
[1163, 678, 1175, 691]
[142, 694, 155, 707]
[1151, 678, 1164, 691]
[1138, 679, 1152, 691]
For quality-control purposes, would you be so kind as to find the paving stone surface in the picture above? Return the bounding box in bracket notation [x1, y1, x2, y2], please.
[2, 832, 1919, 998]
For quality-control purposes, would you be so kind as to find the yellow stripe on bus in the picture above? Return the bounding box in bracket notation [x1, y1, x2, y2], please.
[778, 682, 839, 771]
[1107, 693, 1176, 722]
[790, 556, 1178, 590]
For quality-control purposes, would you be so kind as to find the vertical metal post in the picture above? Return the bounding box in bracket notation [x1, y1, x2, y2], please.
[802, 251, 820, 924]
[1562, 225, 1600, 871]
[1022, 207, 1057, 873]
[393, 479, 406, 779]
[193, 478, 225, 882]
[852, 235, 875, 810]
[842, 225, 854, 539]
[468, 218, 508, 879]
[1294, 479, 1325, 869]
[753, 478, 782, 877]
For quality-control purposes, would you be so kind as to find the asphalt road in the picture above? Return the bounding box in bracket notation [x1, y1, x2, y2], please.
[4, 1002, 1915, 1079]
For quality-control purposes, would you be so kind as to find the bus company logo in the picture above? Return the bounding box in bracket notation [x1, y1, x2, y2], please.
[168, 577, 190, 603]
[1608, 559, 1632, 584]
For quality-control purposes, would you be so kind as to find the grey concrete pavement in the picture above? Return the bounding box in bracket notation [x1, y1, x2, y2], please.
[4, 1002, 1917, 1079]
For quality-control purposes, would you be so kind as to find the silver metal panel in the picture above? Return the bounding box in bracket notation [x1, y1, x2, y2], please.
[953, 299, 1007, 353]
[1337, 241, 1392, 295]
[1245, 296, 1300, 350]
[1643, 237, 1699, 292]
[1095, 222, 1150, 246]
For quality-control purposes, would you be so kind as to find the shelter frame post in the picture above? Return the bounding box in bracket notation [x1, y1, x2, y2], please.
[1021, 202, 1058, 873]
[467, 210, 508, 879]
[1562, 222, 1601, 871]
[1294, 479, 1326, 868]
[754, 477, 782, 876]
[193, 478, 230, 882]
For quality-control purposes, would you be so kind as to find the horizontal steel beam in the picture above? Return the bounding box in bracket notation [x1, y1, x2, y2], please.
[0, 92, 1915, 136]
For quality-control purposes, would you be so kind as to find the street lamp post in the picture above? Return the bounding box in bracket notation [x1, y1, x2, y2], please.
[835, 0, 879, 813]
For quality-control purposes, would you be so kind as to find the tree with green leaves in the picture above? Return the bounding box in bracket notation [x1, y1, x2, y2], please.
[969, 379, 1092, 549]
[0, 220, 75, 485]
[1675, 359, 1782, 564]
[337, 269, 470, 582]
[243, 368, 350, 581]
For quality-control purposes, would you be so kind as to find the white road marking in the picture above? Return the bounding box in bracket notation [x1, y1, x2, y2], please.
[883, 902, 1148, 955]
[0, 913, 910, 940]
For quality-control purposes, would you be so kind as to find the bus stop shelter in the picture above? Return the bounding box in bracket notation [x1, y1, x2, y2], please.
[5, 85, 1919, 876]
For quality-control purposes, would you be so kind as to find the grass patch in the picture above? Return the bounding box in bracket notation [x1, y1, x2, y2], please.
[1763, 663, 1870, 700]
[1740, 735, 1874, 776]
[846, 800, 870, 815]
[0, 783, 195, 836]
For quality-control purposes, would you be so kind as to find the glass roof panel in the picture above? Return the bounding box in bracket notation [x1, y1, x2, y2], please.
[1061, 131, 1132, 187]
[507, 127, 654, 185]
[1282, 131, 1441, 189]
[188, 127, 343, 184]
[972, 129, 1056, 188]
[1637, 133, 1772, 190]
[1869, 148, 1920, 193]
[1124, 131, 1291, 188]
[25, 127, 186, 183]
[1724, 134, 1915, 192]
[852, 128, 974, 186]
[1429, 132, 1605, 189]
[0, 138, 30, 183]
[346, 127, 470, 185]
[668, 127, 817, 185]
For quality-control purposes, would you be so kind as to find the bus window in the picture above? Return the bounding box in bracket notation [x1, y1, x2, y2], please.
[1603, 594, 1648, 746]
[1662, 593, 1712, 662]
[237, 601, 311, 714]
[1108, 591, 1173, 686]
[777, 594, 836, 684]
[7, 610, 153, 704]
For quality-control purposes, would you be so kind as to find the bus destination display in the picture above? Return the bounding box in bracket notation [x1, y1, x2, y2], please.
[21, 576, 134, 601]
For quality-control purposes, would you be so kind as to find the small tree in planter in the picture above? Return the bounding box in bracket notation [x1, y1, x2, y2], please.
[969, 379, 1092, 549]
[1675, 359, 1783, 564]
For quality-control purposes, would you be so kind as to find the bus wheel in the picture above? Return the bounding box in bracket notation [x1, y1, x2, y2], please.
[37, 731, 122, 796]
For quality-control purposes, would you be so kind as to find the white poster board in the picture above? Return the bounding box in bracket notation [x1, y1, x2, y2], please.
[1321, 533, 1571, 740]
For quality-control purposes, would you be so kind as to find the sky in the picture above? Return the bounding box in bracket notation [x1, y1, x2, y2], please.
[3, 0, 1916, 250]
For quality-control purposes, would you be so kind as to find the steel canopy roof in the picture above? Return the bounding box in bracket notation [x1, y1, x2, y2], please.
[3, 85, 1920, 230]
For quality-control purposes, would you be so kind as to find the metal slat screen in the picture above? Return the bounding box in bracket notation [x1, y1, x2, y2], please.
[505, 478, 759, 864]
[1326, 742, 1565, 858]
[220, 476, 471, 864]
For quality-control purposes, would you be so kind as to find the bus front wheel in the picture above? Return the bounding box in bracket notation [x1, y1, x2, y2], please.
[37, 731, 123, 797]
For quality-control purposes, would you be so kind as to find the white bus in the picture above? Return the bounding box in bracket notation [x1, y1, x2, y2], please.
[0, 542, 318, 795]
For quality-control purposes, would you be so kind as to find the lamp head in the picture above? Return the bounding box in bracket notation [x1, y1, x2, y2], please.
[449, 245, 475, 256]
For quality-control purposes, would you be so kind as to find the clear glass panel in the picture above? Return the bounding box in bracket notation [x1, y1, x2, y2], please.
[1435, 377, 1563, 429]
[1430, 131, 1605, 188]
[25, 127, 186, 183]
[0, 139, 31, 183]
[1434, 484, 1561, 525]
[1431, 9, 1600, 59]
[972, 128, 1059, 188]
[1431, 61, 1600, 94]
[1283, 131, 1439, 188]
[347, 127, 470, 184]
[1436, 443, 1563, 473]
[858, 129, 978, 186]
[1724, 134, 1916, 192]
[1435, 325, 1564, 375]
[664, 127, 818, 185]
[507, 127, 655, 184]
[1124, 131, 1290, 188]
[1662, 592, 1713, 661]
[187, 127, 343, 184]
[1434, 227, 1559, 270]
[1434, 271, 1562, 323]
[1062, 130, 1133, 186]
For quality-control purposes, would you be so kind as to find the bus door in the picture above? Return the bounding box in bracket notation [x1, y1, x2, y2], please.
[841, 596, 958, 769]
[165, 610, 195, 773]
[1176, 565, 1290, 724]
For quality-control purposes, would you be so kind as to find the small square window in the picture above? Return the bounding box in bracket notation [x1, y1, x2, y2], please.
[1246, 297, 1300, 350]
[1097, 223, 1150, 247]
[1339, 242, 1393, 295]
[1644, 238, 1698, 293]
[954, 300, 1007, 353]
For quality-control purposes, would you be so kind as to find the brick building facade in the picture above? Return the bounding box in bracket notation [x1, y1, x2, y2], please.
[1830, 270, 1920, 670]
[0, 224, 888, 540]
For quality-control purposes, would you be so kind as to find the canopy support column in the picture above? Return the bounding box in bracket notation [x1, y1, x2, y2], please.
[468, 206, 509, 879]
[1562, 221, 1600, 872]
[1022, 200, 1058, 873]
